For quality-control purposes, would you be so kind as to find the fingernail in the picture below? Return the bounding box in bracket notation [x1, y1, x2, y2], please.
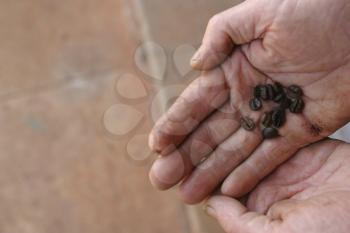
[148, 133, 155, 150]
[191, 48, 202, 66]
[148, 133, 161, 154]
[204, 204, 216, 218]
[151, 152, 185, 185]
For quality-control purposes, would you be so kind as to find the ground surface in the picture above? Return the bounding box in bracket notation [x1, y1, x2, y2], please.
[0, 0, 238, 232]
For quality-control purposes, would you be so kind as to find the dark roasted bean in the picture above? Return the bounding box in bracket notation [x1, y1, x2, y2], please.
[241, 116, 256, 131]
[273, 93, 285, 103]
[262, 112, 273, 128]
[249, 98, 262, 111]
[279, 97, 291, 109]
[289, 98, 305, 113]
[262, 127, 279, 139]
[287, 85, 303, 99]
[254, 85, 262, 98]
[271, 108, 286, 128]
[260, 85, 269, 100]
[273, 82, 284, 94]
[266, 84, 275, 100]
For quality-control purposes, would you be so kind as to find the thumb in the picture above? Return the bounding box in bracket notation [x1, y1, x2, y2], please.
[205, 196, 274, 233]
[191, 0, 271, 70]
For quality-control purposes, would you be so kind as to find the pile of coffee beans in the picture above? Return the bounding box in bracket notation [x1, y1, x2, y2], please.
[241, 83, 305, 139]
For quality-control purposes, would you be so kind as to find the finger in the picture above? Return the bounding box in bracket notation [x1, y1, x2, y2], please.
[149, 102, 241, 190]
[149, 67, 229, 155]
[179, 124, 262, 204]
[149, 151, 187, 191]
[205, 196, 277, 233]
[191, 0, 272, 70]
[222, 137, 298, 198]
[247, 139, 340, 213]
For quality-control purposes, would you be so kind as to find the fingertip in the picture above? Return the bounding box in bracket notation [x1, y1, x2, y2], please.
[190, 58, 202, 70]
[190, 56, 222, 71]
[190, 48, 203, 70]
[178, 184, 202, 205]
[148, 128, 178, 155]
[190, 46, 224, 71]
[148, 128, 163, 154]
[149, 169, 171, 191]
[204, 196, 233, 220]
[207, 195, 249, 219]
[178, 171, 215, 205]
[221, 179, 235, 196]
[204, 204, 217, 219]
[206, 195, 246, 219]
[149, 152, 185, 190]
[221, 176, 245, 198]
[190, 45, 203, 70]
[148, 132, 156, 152]
[222, 171, 256, 198]
[206, 195, 231, 206]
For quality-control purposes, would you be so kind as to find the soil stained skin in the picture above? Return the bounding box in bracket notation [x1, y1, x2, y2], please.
[310, 123, 324, 137]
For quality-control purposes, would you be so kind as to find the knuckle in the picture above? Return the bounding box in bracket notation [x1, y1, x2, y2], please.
[208, 13, 223, 27]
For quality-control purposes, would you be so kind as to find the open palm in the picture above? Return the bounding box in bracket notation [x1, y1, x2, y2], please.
[148, 0, 350, 204]
[207, 139, 350, 233]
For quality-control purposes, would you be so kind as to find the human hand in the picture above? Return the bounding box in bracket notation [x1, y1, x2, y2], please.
[148, 0, 350, 204]
[206, 139, 350, 233]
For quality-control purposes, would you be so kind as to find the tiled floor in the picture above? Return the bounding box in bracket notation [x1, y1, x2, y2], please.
[0, 0, 241, 232]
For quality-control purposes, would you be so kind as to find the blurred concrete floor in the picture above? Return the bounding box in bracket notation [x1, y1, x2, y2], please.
[0, 0, 238, 232]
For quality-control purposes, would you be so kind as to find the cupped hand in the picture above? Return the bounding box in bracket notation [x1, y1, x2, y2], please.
[148, 0, 350, 204]
[206, 139, 350, 233]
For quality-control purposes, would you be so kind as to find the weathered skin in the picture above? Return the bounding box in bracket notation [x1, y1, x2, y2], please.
[206, 139, 350, 233]
[148, 0, 350, 205]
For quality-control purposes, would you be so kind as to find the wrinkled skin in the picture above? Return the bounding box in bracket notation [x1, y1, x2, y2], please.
[148, 0, 350, 204]
[206, 139, 350, 233]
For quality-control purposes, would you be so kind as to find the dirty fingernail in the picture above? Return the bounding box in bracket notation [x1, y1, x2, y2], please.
[148, 134, 155, 150]
[148, 133, 161, 153]
[191, 48, 202, 66]
[204, 204, 217, 218]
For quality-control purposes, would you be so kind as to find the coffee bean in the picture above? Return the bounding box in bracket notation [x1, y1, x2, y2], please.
[254, 85, 262, 98]
[287, 85, 303, 99]
[262, 127, 279, 139]
[273, 82, 284, 94]
[260, 85, 269, 100]
[262, 112, 272, 128]
[249, 98, 262, 111]
[241, 117, 256, 131]
[289, 98, 305, 113]
[271, 108, 286, 128]
[266, 84, 276, 100]
[273, 92, 285, 103]
[279, 97, 291, 109]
